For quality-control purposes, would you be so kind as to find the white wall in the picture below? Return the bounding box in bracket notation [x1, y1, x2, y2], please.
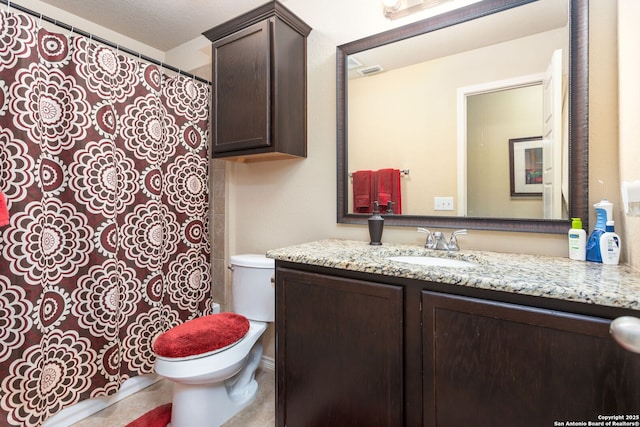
[618, 0, 640, 270]
[587, 0, 624, 262]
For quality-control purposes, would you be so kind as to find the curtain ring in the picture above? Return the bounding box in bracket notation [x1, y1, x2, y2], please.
[6, 0, 10, 12]
[37, 13, 43, 28]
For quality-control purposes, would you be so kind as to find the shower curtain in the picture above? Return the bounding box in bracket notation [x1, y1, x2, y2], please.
[0, 10, 213, 427]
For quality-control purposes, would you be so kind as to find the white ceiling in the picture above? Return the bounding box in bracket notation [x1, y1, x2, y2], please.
[36, 0, 278, 51]
[32, 0, 566, 63]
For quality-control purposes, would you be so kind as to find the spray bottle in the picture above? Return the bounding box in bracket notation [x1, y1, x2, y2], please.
[585, 198, 613, 262]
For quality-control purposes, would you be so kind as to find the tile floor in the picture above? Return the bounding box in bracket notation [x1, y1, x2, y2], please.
[70, 368, 275, 427]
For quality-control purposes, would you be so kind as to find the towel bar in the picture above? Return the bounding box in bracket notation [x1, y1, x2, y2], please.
[349, 169, 409, 177]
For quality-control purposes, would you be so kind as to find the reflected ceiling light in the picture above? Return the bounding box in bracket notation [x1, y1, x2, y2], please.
[347, 55, 363, 70]
[382, 0, 455, 20]
[382, 0, 402, 13]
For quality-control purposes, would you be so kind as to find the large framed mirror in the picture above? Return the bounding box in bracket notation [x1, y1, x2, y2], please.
[337, 0, 588, 233]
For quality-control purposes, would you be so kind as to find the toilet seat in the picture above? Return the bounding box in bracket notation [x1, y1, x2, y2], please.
[155, 335, 247, 362]
[154, 320, 267, 383]
[153, 312, 249, 360]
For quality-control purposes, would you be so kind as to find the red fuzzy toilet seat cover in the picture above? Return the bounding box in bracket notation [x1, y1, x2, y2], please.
[153, 312, 250, 358]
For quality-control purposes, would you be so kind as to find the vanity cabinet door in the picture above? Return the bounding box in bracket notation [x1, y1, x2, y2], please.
[422, 291, 640, 427]
[276, 268, 404, 427]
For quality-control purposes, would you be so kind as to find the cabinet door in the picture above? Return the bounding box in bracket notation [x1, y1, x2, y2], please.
[423, 291, 640, 427]
[212, 19, 270, 153]
[277, 268, 404, 427]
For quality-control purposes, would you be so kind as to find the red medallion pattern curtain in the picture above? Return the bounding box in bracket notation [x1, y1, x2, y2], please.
[0, 10, 212, 427]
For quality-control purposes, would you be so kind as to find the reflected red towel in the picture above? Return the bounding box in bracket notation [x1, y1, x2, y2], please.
[352, 170, 374, 213]
[0, 192, 9, 227]
[376, 169, 393, 207]
[391, 169, 402, 214]
[376, 169, 402, 214]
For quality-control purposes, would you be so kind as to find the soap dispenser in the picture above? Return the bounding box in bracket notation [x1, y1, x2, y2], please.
[368, 201, 384, 245]
[386, 201, 394, 215]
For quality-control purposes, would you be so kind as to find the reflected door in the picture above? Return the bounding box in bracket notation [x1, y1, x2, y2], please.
[542, 49, 564, 219]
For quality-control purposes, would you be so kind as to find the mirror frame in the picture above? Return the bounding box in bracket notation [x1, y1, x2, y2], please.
[337, 0, 588, 233]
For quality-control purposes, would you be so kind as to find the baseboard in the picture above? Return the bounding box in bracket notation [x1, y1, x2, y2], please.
[42, 375, 160, 427]
[260, 355, 275, 371]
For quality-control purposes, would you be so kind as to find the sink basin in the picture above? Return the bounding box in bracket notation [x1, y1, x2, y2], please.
[387, 256, 477, 268]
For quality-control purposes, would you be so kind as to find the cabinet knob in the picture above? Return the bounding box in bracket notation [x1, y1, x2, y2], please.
[610, 316, 640, 353]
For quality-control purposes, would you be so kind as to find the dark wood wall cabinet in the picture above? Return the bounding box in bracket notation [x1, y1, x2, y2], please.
[275, 261, 640, 427]
[203, 1, 311, 162]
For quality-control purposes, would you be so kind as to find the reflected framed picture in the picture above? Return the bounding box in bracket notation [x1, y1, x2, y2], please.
[509, 136, 543, 197]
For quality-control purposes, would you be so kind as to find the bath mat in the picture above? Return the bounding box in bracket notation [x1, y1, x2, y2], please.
[153, 312, 249, 358]
[125, 402, 171, 427]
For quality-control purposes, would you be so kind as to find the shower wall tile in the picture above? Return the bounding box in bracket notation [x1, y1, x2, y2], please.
[212, 162, 225, 215]
[212, 257, 226, 306]
[210, 159, 227, 310]
[212, 213, 225, 258]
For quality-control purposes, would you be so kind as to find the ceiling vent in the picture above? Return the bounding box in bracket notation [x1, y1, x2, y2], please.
[357, 65, 384, 77]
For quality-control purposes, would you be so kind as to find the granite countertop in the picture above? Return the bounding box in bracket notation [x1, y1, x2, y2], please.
[266, 239, 640, 311]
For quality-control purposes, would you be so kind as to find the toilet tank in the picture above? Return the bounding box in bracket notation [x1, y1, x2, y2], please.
[229, 254, 275, 322]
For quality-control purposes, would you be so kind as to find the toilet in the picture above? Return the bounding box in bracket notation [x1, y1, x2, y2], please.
[154, 254, 275, 427]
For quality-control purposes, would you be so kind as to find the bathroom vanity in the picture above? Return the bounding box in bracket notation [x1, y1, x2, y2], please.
[268, 240, 640, 427]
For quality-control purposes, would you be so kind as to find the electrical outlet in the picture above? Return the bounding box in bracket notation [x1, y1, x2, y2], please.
[434, 196, 454, 211]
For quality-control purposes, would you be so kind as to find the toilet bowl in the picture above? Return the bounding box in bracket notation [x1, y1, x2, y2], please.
[153, 254, 274, 427]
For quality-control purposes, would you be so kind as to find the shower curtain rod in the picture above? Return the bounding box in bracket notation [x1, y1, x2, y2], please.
[0, 0, 211, 84]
